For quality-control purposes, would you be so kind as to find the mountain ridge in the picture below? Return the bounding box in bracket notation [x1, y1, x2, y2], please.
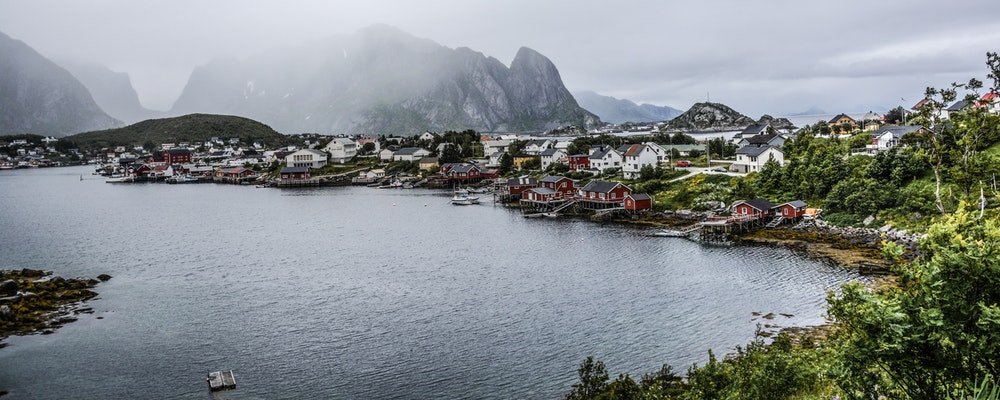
[666, 102, 754, 130]
[573, 91, 682, 124]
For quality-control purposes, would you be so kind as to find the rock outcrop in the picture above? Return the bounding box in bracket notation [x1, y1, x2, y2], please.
[666, 102, 754, 131]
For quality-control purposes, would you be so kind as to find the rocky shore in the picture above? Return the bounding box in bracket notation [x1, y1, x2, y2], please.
[0, 269, 109, 348]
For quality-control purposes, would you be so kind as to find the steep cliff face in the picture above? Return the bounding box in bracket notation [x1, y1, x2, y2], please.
[666, 102, 754, 130]
[170, 26, 599, 134]
[0, 32, 120, 136]
[574, 91, 682, 124]
[60, 62, 159, 124]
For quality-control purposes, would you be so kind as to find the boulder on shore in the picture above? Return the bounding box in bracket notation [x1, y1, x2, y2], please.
[97, 274, 112, 282]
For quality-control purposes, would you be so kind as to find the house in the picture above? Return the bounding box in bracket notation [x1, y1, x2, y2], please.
[513, 154, 537, 170]
[829, 114, 858, 131]
[323, 138, 358, 163]
[731, 199, 775, 218]
[164, 148, 192, 164]
[488, 151, 507, 167]
[733, 123, 772, 143]
[522, 187, 561, 203]
[418, 157, 439, 171]
[588, 146, 623, 171]
[859, 111, 883, 131]
[869, 125, 926, 150]
[279, 166, 310, 180]
[392, 147, 431, 162]
[482, 140, 511, 156]
[506, 176, 538, 197]
[216, 166, 257, 179]
[286, 149, 328, 168]
[732, 145, 784, 173]
[419, 132, 437, 141]
[578, 180, 632, 203]
[622, 144, 663, 179]
[362, 169, 386, 179]
[624, 193, 653, 212]
[738, 133, 786, 149]
[539, 175, 576, 196]
[775, 200, 807, 219]
[568, 154, 590, 171]
[379, 148, 395, 161]
[523, 139, 554, 155]
[446, 164, 481, 181]
[539, 148, 567, 169]
[912, 97, 933, 111]
[978, 92, 1000, 114]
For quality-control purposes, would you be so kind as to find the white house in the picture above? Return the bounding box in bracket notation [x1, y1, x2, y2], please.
[286, 149, 328, 168]
[732, 123, 772, 144]
[362, 169, 386, 179]
[488, 151, 506, 167]
[379, 148, 395, 161]
[539, 148, 567, 169]
[737, 133, 786, 149]
[482, 140, 511, 156]
[419, 132, 437, 141]
[588, 146, 623, 171]
[323, 138, 358, 163]
[732, 145, 784, 173]
[622, 144, 664, 179]
[523, 139, 554, 155]
[392, 147, 431, 162]
[869, 125, 925, 151]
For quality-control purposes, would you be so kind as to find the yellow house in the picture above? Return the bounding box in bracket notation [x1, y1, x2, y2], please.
[828, 114, 858, 132]
[418, 157, 439, 171]
[513, 155, 538, 170]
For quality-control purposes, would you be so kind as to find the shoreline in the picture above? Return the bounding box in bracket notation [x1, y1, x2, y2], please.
[0, 269, 109, 349]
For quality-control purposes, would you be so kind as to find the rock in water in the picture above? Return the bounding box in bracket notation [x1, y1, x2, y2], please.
[0, 280, 16, 296]
[97, 274, 112, 282]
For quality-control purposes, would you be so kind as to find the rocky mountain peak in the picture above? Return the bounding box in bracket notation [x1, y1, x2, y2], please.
[666, 102, 754, 130]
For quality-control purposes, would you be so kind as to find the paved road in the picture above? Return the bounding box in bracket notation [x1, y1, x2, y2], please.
[669, 167, 746, 182]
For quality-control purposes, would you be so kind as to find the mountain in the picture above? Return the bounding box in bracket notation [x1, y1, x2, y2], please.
[170, 25, 599, 135]
[756, 114, 797, 130]
[790, 106, 826, 116]
[666, 102, 754, 130]
[573, 91, 682, 124]
[60, 62, 160, 124]
[0, 31, 121, 136]
[65, 113, 288, 149]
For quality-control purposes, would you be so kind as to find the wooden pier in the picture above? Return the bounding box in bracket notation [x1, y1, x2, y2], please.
[207, 370, 236, 391]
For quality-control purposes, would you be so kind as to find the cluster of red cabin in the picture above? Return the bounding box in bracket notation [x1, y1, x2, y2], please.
[507, 175, 653, 211]
[439, 163, 500, 182]
[731, 199, 808, 218]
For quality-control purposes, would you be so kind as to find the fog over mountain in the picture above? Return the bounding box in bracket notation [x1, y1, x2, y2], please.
[169, 26, 598, 134]
[59, 62, 160, 124]
[0, 31, 120, 136]
[574, 91, 682, 124]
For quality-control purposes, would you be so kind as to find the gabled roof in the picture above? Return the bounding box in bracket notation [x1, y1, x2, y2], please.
[540, 175, 570, 184]
[540, 148, 563, 156]
[526, 187, 557, 195]
[912, 98, 933, 110]
[623, 144, 645, 157]
[736, 145, 781, 157]
[526, 139, 550, 147]
[735, 198, 774, 211]
[394, 147, 427, 156]
[616, 144, 632, 154]
[449, 164, 479, 173]
[506, 176, 537, 186]
[740, 123, 770, 136]
[589, 147, 618, 160]
[829, 113, 856, 124]
[778, 200, 807, 209]
[947, 99, 970, 112]
[627, 193, 652, 201]
[745, 133, 780, 145]
[873, 125, 925, 140]
[281, 166, 310, 174]
[166, 148, 191, 155]
[581, 180, 630, 193]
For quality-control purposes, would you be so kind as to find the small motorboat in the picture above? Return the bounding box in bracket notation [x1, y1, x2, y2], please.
[450, 194, 480, 205]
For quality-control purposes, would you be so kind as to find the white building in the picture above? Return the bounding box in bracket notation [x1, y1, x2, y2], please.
[482, 140, 511, 156]
[323, 138, 358, 164]
[419, 132, 437, 141]
[868, 125, 925, 151]
[622, 144, 665, 179]
[523, 139, 554, 155]
[539, 148, 567, 169]
[392, 147, 431, 162]
[379, 148, 395, 161]
[588, 146, 623, 171]
[286, 149, 328, 168]
[732, 145, 784, 173]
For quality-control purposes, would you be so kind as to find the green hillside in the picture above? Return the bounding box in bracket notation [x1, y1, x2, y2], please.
[64, 113, 291, 149]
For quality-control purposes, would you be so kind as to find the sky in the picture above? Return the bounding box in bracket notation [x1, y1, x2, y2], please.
[1, 0, 999, 117]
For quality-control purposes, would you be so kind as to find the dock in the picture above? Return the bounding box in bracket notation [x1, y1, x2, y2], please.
[207, 370, 236, 391]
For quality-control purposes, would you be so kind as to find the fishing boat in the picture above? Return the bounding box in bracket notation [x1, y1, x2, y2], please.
[450, 194, 480, 205]
[105, 175, 134, 183]
[165, 174, 198, 184]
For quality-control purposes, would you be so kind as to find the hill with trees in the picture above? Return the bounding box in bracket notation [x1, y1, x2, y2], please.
[64, 113, 290, 149]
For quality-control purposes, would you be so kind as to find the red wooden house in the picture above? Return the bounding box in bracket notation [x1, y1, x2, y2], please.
[280, 166, 311, 180]
[732, 199, 775, 217]
[506, 176, 538, 196]
[522, 187, 560, 203]
[539, 175, 576, 196]
[164, 148, 192, 164]
[446, 164, 481, 181]
[568, 154, 590, 171]
[624, 193, 653, 211]
[578, 180, 632, 203]
[217, 166, 257, 179]
[775, 200, 807, 218]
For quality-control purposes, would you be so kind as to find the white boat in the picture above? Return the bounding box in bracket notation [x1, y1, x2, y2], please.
[450, 194, 480, 205]
[105, 175, 134, 183]
[166, 174, 198, 184]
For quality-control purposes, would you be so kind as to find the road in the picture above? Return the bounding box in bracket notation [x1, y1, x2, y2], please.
[669, 166, 746, 182]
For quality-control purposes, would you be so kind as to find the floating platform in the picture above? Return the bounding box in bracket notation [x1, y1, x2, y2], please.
[207, 370, 236, 391]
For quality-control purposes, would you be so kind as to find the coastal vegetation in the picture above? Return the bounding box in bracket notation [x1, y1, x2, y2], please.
[63, 113, 293, 150]
[0, 269, 107, 343]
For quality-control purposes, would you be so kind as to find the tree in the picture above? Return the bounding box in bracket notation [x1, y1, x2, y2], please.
[885, 106, 907, 124]
[498, 153, 513, 175]
[520, 157, 541, 170]
[638, 164, 657, 181]
[439, 143, 462, 163]
[565, 357, 609, 400]
[360, 142, 375, 155]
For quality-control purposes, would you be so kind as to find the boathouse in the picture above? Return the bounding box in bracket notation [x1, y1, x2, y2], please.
[446, 164, 481, 182]
[539, 175, 575, 196]
[522, 187, 562, 203]
[506, 176, 538, 196]
[775, 200, 807, 218]
[624, 193, 653, 212]
[280, 166, 311, 180]
[732, 199, 775, 217]
[578, 180, 631, 209]
[216, 166, 257, 181]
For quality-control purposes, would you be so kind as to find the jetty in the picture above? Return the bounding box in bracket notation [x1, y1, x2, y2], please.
[207, 370, 237, 391]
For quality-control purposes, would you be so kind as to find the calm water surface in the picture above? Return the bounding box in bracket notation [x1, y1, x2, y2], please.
[0, 166, 861, 399]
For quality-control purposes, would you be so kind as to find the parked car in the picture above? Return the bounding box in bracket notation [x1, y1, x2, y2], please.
[711, 166, 727, 172]
[675, 160, 691, 167]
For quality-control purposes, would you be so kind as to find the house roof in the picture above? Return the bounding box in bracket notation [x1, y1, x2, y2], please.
[912, 98, 933, 110]
[221, 166, 250, 174]
[581, 180, 629, 193]
[526, 139, 550, 147]
[873, 125, 924, 140]
[506, 176, 537, 186]
[540, 148, 563, 156]
[295, 149, 326, 156]
[281, 166, 310, 174]
[740, 123, 770, 136]
[628, 193, 652, 201]
[540, 175, 569, 183]
[623, 144, 645, 157]
[616, 144, 632, 154]
[779, 200, 807, 209]
[829, 113, 856, 124]
[745, 133, 780, 145]
[527, 187, 557, 195]
[394, 147, 427, 156]
[736, 145, 780, 157]
[736, 198, 774, 211]
[947, 99, 969, 112]
[449, 164, 479, 173]
[589, 147, 617, 160]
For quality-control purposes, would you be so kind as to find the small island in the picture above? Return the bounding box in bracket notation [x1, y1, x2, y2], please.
[0, 269, 109, 347]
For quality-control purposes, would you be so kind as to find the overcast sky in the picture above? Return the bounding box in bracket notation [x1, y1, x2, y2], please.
[2, 0, 998, 117]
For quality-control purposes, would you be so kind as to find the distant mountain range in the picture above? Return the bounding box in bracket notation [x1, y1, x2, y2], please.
[65, 113, 288, 150]
[573, 91, 682, 124]
[666, 102, 754, 130]
[170, 25, 599, 134]
[59, 61, 160, 124]
[0, 31, 121, 137]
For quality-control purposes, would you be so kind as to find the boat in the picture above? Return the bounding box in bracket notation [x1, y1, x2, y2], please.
[450, 194, 480, 205]
[206, 370, 236, 391]
[105, 175, 134, 183]
[166, 174, 198, 184]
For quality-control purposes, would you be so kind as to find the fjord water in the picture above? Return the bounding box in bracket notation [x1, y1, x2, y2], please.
[0, 166, 860, 399]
